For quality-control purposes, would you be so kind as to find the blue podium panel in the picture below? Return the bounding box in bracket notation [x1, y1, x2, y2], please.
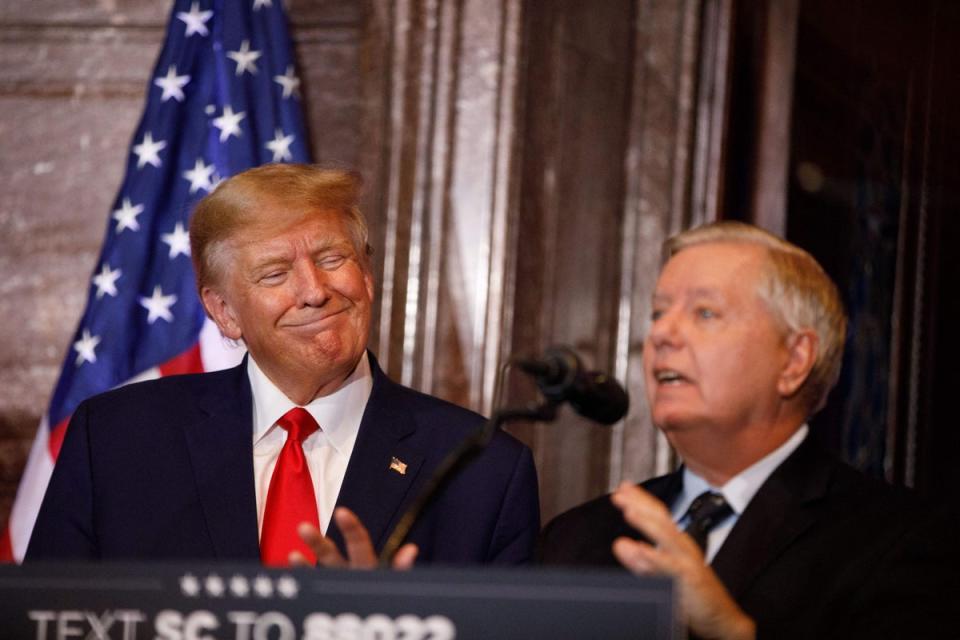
[0, 564, 676, 639]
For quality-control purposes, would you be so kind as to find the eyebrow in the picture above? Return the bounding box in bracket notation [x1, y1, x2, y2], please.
[651, 287, 725, 304]
[247, 237, 354, 264]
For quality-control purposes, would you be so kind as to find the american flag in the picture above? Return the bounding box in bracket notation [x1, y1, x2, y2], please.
[1, 0, 311, 562]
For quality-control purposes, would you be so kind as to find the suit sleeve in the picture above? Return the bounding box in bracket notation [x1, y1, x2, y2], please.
[816, 505, 960, 640]
[485, 443, 540, 564]
[24, 402, 98, 560]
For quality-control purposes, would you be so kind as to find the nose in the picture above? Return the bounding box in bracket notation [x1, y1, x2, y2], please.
[293, 260, 331, 307]
[646, 306, 682, 350]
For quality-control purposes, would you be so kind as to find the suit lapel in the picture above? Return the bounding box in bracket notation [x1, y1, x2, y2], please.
[181, 361, 261, 559]
[710, 438, 832, 598]
[329, 355, 425, 552]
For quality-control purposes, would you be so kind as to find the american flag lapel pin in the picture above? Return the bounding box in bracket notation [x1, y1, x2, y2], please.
[389, 457, 408, 475]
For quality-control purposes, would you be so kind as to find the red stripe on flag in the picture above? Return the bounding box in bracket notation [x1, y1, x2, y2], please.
[46, 344, 203, 462]
[159, 342, 204, 376]
[0, 526, 13, 562]
[47, 417, 70, 461]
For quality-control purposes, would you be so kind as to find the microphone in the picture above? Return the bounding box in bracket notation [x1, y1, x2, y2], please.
[378, 346, 628, 566]
[516, 346, 629, 424]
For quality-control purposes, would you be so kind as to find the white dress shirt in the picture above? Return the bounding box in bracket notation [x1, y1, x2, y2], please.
[672, 424, 809, 562]
[249, 352, 373, 536]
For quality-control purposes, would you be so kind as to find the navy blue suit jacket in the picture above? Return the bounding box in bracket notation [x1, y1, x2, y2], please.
[538, 436, 959, 639]
[26, 354, 539, 564]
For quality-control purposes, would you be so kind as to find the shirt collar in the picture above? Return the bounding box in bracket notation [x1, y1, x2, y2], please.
[248, 352, 373, 455]
[674, 424, 809, 520]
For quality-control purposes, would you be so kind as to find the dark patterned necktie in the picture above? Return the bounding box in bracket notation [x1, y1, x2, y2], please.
[682, 491, 733, 552]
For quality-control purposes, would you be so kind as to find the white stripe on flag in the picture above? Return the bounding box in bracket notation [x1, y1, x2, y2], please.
[199, 318, 246, 371]
[7, 416, 54, 562]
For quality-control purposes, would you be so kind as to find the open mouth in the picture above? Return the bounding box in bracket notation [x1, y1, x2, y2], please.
[653, 369, 690, 385]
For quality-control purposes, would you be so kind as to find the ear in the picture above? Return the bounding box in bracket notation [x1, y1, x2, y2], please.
[201, 286, 243, 340]
[777, 329, 818, 398]
[363, 268, 375, 303]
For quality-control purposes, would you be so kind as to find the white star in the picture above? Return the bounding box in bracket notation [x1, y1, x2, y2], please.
[182, 158, 216, 193]
[177, 2, 213, 37]
[212, 105, 246, 142]
[265, 128, 295, 162]
[112, 197, 144, 233]
[132, 131, 166, 169]
[229, 575, 250, 598]
[253, 0, 273, 9]
[276, 575, 299, 599]
[204, 574, 225, 598]
[73, 329, 101, 366]
[139, 285, 177, 324]
[162, 222, 191, 259]
[273, 65, 301, 99]
[180, 574, 200, 597]
[253, 575, 273, 598]
[92, 263, 122, 299]
[227, 39, 262, 76]
[154, 65, 191, 102]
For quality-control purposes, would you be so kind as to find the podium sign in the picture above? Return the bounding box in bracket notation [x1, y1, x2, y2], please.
[0, 563, 675, 639]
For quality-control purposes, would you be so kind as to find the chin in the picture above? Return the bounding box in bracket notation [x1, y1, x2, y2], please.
[651, 410, 702, 434]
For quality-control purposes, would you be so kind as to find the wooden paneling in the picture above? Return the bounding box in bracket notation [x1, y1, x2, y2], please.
[786, 0, 960, 502]
[361, 0, 526, 414]
[363, 0, 733, 521]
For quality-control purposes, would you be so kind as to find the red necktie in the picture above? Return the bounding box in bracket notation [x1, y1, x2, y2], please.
[260, 407, 320, 566]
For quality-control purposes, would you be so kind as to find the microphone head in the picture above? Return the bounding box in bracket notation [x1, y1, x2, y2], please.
[516, 345, 630, 425]
[568, 371, 630, 425]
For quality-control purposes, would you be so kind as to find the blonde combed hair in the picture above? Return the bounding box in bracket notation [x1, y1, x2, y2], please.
[189, 164, 371, 290]
[665, 221, 847, 416]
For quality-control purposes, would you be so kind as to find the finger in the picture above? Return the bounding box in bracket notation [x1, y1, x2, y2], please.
[611, 484, 685, 549]
[611, 482, 671, 522]
[612, 537, 659, 575]
[298, 522, 346, 568]
[614, 535, 691, 575]
[333, 507, 377, 568]
[612, 485, 705, 562]
[391, 543, 419, 570]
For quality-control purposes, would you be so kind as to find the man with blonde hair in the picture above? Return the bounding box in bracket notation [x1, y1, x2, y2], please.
[27, 164, 539, 566]
[540, 221, 955, 638]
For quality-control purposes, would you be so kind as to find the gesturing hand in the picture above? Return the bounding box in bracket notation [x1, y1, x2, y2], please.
[289, 507, 419, 570]
[610, 482, 755, 640]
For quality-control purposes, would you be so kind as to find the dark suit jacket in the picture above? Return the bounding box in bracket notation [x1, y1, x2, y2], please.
[26, 354, 539, 564]
[538, 436, 958, 639]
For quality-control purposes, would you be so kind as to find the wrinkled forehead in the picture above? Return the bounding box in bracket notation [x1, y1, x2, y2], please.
[657, 241, 769, 295]
[228, 209, 358, 254]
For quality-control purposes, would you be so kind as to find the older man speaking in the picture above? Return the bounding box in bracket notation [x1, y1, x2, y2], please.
[539, 222, 956, 639]
[27, 164, 539, 566]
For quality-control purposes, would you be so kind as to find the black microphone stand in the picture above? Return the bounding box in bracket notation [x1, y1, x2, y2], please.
[377, 391, 561, 567]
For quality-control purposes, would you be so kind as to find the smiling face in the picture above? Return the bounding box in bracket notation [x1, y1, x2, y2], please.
[202, 209, 374, 403]
[642, 242, 797, 448]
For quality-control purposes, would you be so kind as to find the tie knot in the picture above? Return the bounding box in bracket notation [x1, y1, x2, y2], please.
[686, 491, 732, 525]
[682, 491, 733, 551]
[276, 407, 319, 443]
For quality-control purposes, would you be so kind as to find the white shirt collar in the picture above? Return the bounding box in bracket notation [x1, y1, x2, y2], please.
[674, 424, 809, 520]
[248, 352, 373, 455]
